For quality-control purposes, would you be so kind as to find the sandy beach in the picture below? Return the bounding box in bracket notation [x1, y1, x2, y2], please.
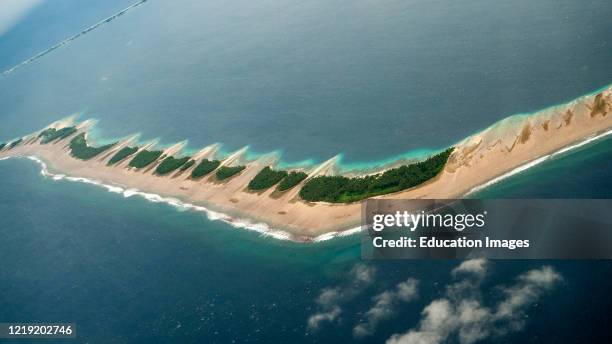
[1, 87, 610, 239]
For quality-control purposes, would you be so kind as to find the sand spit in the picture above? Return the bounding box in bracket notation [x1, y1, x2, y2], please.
[1, 87, 611, 239]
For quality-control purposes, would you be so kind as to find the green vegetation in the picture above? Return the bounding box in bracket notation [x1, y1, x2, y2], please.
[216, 165, 246, 181]
[179, 159, 195, 172]
[68, 133, 116, 160]
[128, 149, 163, 168]
[191, 159, 221, 178]
[248, 166, 288, 191]
[277, 171, 308, 191]
[155, 156, 191, 175]
[299, 148, 454, 203]
[39, 127, 77, 144]
[107, 146, 138, 165]
[8, 139, 22, 149]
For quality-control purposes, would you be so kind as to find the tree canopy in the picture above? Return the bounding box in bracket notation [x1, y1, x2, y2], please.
[277, 171, 308, 191]
[128, 149, 163, 168]
[179, 159, 196, 172]
[69, 133, 116, 160]
[191, 159, 221, 178]
[155, 156, 191, 175]
[108, 146, 139, 165]
[216, 165, 245, 181]
[248, 166, 288, 191]
[8, 139, 22, 149]
[299, 148, 454, 203]
[39, 127, 77, 144]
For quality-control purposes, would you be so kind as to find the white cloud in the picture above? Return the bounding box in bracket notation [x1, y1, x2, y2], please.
[397, 278, 419, 302]
[307, 264, 376, 331]
[354, 291, 395, 338]
[354, 278, 419, 338]
[352, 263, 376, 285]
[452, 258, 488, 278]
[0, 0, 44, 37]
[386, 263, 562, 344]
[308, 287, 344, 330]
[307, 306, 341, 331]
[456, 300, 492, 344]
[494, 266, 562, 326]
[387, 299, 455, 344]
[316, 287, 343, 308]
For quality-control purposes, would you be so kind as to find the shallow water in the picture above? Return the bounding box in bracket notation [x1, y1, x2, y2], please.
[1, 133, 612, 343]
[1, 1, 612, 342]
[1, 0, 611, 165]
[472, 132, 612, 199]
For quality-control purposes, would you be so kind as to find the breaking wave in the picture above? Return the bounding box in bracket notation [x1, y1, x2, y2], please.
[4, 156, 362, 243]
[466, 128, 612, 195]
[2, 126, 610, 242]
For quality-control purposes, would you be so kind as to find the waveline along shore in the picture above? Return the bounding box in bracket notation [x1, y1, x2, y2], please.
[0, 86, 611, 241]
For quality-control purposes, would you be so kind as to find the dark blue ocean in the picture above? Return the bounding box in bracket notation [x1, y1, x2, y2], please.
[1, 0, 612, 343]
[1, 130, 612, 343]
[0, 0, 611, 165]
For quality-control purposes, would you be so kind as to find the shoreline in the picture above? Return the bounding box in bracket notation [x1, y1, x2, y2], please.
[1, 124, 609, 243]
[0, 86, 610, 240]
[465, 127, 612, 196]
[7, 154, 362, 242]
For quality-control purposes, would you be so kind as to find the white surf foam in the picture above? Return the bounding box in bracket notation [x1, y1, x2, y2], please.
[9, 155, 362, 243]
[8, 126, 610, 241]
[466, 128, 612, 195]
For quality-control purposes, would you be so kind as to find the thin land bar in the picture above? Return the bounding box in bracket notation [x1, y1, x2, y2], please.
[1, 87, 609, 238]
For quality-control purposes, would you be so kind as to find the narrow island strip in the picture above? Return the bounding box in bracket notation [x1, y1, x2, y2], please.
[0, 86, 610, 240]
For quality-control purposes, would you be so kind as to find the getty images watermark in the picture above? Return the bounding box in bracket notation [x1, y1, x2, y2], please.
[361, 199, 612, 259]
